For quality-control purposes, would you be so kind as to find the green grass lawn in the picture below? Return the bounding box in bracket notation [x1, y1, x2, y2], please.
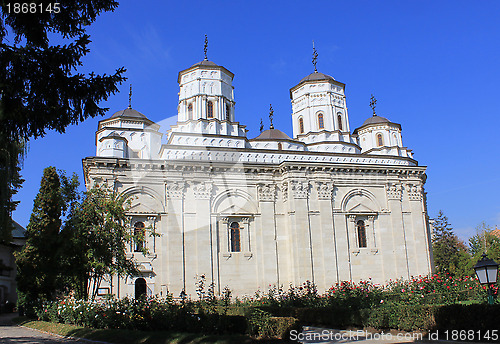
[13, 317, 283, 344]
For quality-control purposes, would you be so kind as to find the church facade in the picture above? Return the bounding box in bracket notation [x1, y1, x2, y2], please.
[82, 57, 433, 298]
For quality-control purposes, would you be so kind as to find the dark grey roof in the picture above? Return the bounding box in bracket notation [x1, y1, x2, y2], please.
[110, 107, 148, 120]
[12, 220, 26, 238]
[299, 71, 335, 83]
[251, 129, 292, 141]
[191, 59, 219, 68]
[361, 115, 391, 126]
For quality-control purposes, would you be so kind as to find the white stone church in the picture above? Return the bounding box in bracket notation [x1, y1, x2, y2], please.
[82, 55, 433, 299]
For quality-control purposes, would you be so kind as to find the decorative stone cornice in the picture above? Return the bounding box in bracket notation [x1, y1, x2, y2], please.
[221, 217, 229, 225]
[241, 217, 250, 224]
[165, 181, 185, 199]
[386, 183, 402, 201]
[348, 215, 357, 222]
[192, 182, 213, 200]
[291, 181, 309, 199]
[406, 183, 422, 201]
[315, 181, 334, 200]
[257, 183, 276, 202]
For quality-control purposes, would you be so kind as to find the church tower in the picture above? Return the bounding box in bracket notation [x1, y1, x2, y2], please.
[166, 38, 247, 148]
[289, 45, 357, 153]
[177, 59, 235, 123]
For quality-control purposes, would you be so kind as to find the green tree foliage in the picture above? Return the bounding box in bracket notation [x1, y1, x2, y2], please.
[0, 138, 25, 242]
[468, 222, 500, 268]
[15, 167, 64, 313]
[431, 210, 470, 276]
[0, 0, 126, 241]
[62, 185, 141, 300]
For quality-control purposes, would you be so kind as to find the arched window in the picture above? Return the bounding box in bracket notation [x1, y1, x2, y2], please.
[337, 114, 343, 131]
[188, 103, 193, 120]
[277, 142, 282, 150]
[299, 117, 304, 134]
[134, 222, 145, 252]
[135, 278, 147, 299]
[357, 220, 367, 248]
[318, 113, 324, 129]
[377, 133, 384, 147]
[230, 222, 241, 252]
[207, 101, 214, 118]
[225, 103, 230, 121]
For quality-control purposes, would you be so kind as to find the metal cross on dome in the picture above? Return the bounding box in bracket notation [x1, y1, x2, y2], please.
[370, 94, 377, 116]
[128, 84, 132, 108]
[204, 34, 208, 60]
[259, 118, 264, 133]
[312, 40, 318, 72]
[269, 104, 274, 129]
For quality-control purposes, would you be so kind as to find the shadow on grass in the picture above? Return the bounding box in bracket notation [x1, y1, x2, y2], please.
[13, 318, 287, 344]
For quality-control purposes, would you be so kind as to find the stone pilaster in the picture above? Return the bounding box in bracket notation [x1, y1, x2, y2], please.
[315, 181, 334, 200]
[312, 181, 337, 288]
[406, 183, 422, 201]
[166, 181, 185, 199]
[193, 181, 213, 200]
[291, 180, 309, 199]
[386, 182, 409, 279]
[257, 183, 276, 202]
[164, 181, 186, 295]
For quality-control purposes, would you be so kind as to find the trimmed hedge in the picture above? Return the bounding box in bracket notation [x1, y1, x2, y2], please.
[254, 303, 500, 333]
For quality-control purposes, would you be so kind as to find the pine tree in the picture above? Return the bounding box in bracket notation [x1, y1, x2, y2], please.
[15, 167, 63, 314]
[0, 1, 126, 241]
[431, 210, 470, 276]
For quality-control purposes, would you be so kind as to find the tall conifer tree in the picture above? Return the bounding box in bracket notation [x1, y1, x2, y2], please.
[16, 166, 63, 313]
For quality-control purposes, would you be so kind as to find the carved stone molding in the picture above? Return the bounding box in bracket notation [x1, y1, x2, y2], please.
[348, 215, 357, 222]
[281, 182, 288, 202]
[291, 181, 309, 199]
[221, 217, 229, 225]
[105, 178, 115, 190]
[193, 182, 213, 200]
[257, 183, 276, 202]
[386, 183, 402, 201]
[241, 217, 250, 224]
[368, 215, 375, 221]
[166, 181, 185, 199]
[406, 183, 422, 201]
[315, 181, 334, 200]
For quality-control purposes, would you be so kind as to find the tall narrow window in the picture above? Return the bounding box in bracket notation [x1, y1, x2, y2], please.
[377, 133, 384, 147]
[134, 222, 145, 252]
[277, 142, 282, 150]
[225, 103, 230, 121]
[299, 117, 304, 134]
[357, 220, 367, 248]
[188, 103, 193, 120]
[318, 113, 324, 129]
[337, 114, 343, 131]
[230, 222, 241, 252]
[207, 101, 214, 118]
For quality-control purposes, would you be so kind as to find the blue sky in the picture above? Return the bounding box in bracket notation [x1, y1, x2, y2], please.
[12, 0, 500, 241]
